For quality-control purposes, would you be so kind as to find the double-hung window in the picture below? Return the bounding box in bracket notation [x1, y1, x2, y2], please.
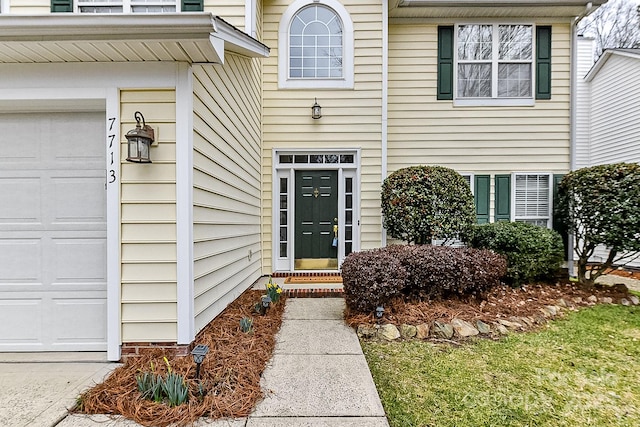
[76, 0, 183, 13]
[456, 24, 533, 102]
[514, 173, 552, 227]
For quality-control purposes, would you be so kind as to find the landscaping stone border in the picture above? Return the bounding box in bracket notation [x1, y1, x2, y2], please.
[357, 295, 639, 342]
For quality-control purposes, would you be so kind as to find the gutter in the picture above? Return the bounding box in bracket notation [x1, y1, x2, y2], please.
[568, 2, 594, 277]
[398, 0, 606, 6]
[381, 0, 389, 247]
[571, 2, 592, 173]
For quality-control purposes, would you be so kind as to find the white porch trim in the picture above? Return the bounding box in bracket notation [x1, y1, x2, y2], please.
[271, 148, 361, 273]
[176, 63, 194, 345]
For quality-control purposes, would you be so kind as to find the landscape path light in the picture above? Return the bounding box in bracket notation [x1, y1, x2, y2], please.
[191, 344, 209, 380]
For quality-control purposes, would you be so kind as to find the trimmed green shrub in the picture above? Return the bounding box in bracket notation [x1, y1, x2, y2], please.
[381, 166, 476, 244]
[556, 162, 640, 285]
[342, 249, 407, 314]
[342, 246, 507, 314]
[388, 245, 507, 299]
[466, 221, 564, 286]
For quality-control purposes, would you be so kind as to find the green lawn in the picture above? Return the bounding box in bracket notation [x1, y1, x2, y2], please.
[363, 305, 640, 427]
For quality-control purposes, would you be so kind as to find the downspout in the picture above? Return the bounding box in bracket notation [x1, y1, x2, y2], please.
[568, 2, 593, 277]
[381, 0, 389, 247]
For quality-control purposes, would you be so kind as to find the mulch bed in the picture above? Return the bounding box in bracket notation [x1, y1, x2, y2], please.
[345, 281, 635, 332]
[74, 276, 638, 426]
[75, 290, 286, 427]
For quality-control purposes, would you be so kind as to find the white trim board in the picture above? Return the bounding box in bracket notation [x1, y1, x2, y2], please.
[0, 62, 182, 361]
[271, 148, 361, 272]
[176, 63, 195, 345]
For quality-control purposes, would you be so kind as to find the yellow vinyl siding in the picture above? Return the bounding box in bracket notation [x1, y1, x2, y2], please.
[204, 0, 245, 30]
[7, 0, 50, 14]
[120, 89, 178, 343]
[388, 23, 570, 221]
[262, 0, 384, 271]
[388, 23, 571, 174]
[192, 52, 262, 334]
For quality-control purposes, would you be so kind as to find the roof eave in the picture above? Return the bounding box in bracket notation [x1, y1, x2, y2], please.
[585, 49, 640, 81]
[390, 0, 607, 19]
[0, 13, 269, 64]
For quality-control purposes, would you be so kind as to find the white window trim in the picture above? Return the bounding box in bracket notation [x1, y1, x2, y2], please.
[245, 0, 257, 38]
[453, 22, 535, 107]
[76, 0, 180, 13]
[511, 172, 553, 228]
[0, 0, 9, 13]
[461, 172, 475, 195]
[278, 0, 354, 89]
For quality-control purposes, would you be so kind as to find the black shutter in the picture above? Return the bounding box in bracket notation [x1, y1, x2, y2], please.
[494, 174, 511, 222]
[474, 175, 490, 224]
[553, 174, 569, 257]
[182, 0, 204, 12]
[536, 26, 552, 100]
[437, 26, 454, 100]
[51, 0, 73, 12]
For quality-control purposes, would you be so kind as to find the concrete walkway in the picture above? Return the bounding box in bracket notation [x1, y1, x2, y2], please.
[246, 298, 389, 426]
[54, 298, 388, 426]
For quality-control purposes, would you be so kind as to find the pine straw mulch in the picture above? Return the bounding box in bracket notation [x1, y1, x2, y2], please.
[75, 290, 286, 427]
[604, 268, 640, 280]
[345, 281, 636, 333]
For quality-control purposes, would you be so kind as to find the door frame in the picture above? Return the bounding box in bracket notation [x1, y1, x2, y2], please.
[272, 148, 361, 272]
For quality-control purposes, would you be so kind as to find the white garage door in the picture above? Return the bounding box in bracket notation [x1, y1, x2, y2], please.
[0, 111, 107, 351]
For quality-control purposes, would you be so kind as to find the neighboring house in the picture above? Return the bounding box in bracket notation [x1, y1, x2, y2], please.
[576, 39, 640, 167]
[575, 38, 640, 266]
[0, 0, 604, 361]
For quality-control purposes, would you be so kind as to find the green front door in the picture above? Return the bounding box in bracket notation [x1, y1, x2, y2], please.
[295, 170, 338, 270]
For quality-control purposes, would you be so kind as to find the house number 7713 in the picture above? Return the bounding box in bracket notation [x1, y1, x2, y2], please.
[107, 117, 117, 186]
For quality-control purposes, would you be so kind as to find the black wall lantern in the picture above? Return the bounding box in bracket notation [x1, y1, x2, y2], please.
[125, 111, 155, 163]
[311, 98, 322, 119]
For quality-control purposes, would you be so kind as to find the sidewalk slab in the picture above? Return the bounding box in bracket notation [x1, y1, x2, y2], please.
[283, 298, 346, 320]
[274, 319, 362, 355]
[246, 417, 390, 427]
[0, 361, 116, 427]
[57, 414, 247, 426]
[252, 354, 385, 418]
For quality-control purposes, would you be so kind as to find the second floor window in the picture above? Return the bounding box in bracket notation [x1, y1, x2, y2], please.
[457, 24, 533, 99]
[289, 4, 343, 79]
[78, 0, 178, 13]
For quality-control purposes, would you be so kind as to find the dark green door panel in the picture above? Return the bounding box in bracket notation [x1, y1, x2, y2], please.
[295, 170, 338, 261]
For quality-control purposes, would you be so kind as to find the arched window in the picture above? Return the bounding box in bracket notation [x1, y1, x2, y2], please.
[279, 0, 354, 89]
[289, 5, 343, 79]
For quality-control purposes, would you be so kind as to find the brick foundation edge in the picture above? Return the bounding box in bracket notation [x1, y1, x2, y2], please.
[120, 342, 190, 361]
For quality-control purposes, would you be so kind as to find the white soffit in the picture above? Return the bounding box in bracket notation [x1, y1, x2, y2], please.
[0, 13, 269, 64]
[390, 0, 607, 19]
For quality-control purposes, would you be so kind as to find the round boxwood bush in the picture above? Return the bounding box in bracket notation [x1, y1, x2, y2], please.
[381, 166, 476, 244]
[465, 221, 564, 286]
[341, 249, 407, 314]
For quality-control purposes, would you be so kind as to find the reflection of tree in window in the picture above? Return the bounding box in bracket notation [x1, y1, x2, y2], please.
[289, 5, 343, 79]
[457, 24, 532, 99]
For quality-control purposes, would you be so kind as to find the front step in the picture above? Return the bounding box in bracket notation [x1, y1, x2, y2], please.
[252, 274, 344, 298]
